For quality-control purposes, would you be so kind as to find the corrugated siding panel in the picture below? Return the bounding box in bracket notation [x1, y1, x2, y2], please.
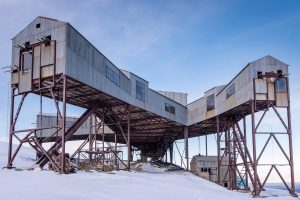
[187, 98, 205, 125]
[276, 93, 288, 107]
[33, 46, 41, 79]
[19, 71, 32, 93]
[12, 17, 67, 78]
[268, 82, 275, 101]
[216, 66, 252, 116]
[65, 24, 187, 124]
[36, 115, 114, 138]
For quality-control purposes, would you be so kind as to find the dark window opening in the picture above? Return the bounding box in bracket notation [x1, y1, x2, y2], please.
[165, 103, 175, 114]
[277, 70, 283, 77]
[136, 80, 145, 101]
[45, 35, 51, 46]
[105, 65, 120, 86]
[21, 50, 33, 71]
[206, 94, 215, 111]
[257, 71, 263, 78]
[24, 41, 30, 48]
[226, 83, 235, 99]
[36, 23, 40, 28]
[275, 78, 287, 93]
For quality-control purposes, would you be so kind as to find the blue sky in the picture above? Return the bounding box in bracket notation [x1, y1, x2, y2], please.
[0, 0, 300, 182]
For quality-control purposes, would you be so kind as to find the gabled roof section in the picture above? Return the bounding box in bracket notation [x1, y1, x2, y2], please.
[12, 16, 66, 40]
[250, 55, 289, 67]
[216, 55, 289, 96]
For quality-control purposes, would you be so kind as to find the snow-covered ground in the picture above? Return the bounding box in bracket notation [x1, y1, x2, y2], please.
[0, 142, 298, 200]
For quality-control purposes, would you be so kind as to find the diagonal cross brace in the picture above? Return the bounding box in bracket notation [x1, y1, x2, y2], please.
[36, 103, 99, 168]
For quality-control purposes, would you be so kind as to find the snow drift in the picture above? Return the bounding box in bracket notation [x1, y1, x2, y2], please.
[0, 142, 297, 200]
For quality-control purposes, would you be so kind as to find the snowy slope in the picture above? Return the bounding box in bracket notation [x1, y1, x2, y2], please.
[0, 142, 298, 200]
[0, 142, 36, 168]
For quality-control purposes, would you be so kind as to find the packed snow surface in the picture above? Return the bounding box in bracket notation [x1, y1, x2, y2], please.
[0, 142, 298, 200]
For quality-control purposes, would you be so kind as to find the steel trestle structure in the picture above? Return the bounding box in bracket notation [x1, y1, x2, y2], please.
[5, 16, 297, 198]
[216, 76, 297, 197]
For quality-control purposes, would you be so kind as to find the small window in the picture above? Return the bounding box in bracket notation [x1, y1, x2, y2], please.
[105, 66, 120, 86]
[226, 83, 235, 99]
[45, 35, 51, 46]
[165, 103, 175, 114]
[136, 80, 145, 101]
[257, 71, 263, 78]
[36, 23, 40, 28]
[21, 50, 33, 71]
[275, 78, 287, 93]
[206, 94, 215, 111]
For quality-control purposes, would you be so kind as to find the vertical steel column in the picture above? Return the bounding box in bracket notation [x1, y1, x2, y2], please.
[7, 87, 15, 168]
[88, 115, 93, 161]
[61, 76, 67, 173]
[165, 151, 168, 163]
[224, 127, 228, 156]
[227, 127, 232, 190]
[169, 143, 173, 164]
[102, 116, 105, 171]
[205, 134, 208, 156]
[94, 117, 98, 151]
[127, 107, 131, 170]
[114, 132, 118, 167]
[184, 126, 189, 170]
[217, 116, 221, 185]
[286, 78, 296, 195]
[251, 101, 258, 196]
[232, 122, 237, 190]
[243, 116, 249, 190]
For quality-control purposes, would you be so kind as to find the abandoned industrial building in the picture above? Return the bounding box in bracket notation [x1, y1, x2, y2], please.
[5, 16, 297, 197]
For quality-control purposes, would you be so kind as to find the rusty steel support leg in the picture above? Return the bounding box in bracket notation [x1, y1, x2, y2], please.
[227, 126, 233, 190]
[169, 143, 173, 164]
[286, 78, 297, 197]
[7, 87, 15, 168]
[184, 126, 189, 170]
[102, 116, 105, 171]
[88, 115, 93, 161]
[114, 132, 118, 167]
[127, 107, 131, 170]
[205, 134, 208, 156]
[243, 116, 249, 190]
[61, 76, 67, 173]
[217, 116, 221, 185]
[232, 122, 237, 190]
[251, 101, 258, 196]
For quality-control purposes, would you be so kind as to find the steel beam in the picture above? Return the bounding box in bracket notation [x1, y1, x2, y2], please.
[7, 87, 15, 168]
[217, 116, 221, 185]
[251, 101, 259, 196]
[61, 75, 67, 173]
[184, 126, 189, 170]
[127, 106, 131, 170]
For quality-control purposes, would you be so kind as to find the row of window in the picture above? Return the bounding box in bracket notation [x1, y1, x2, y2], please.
[206, 78, 287, 111]
[20, 35, 52, 71]
[105, 66, 120, 86]
[206, 94, 215, 111]
[136, 80, 145, 101]
[21, 51, 33, 71]
[275, 78, 287, 93]
[226, 83, 235, 99]
[165, 103, 176, 114]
